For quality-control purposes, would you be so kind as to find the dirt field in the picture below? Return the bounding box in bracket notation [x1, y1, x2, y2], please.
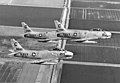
[0, 62, 24, 83]
[10, 0, 64, 7]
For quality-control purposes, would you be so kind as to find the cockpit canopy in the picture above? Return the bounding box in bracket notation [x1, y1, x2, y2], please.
[90, 28, 103, 31]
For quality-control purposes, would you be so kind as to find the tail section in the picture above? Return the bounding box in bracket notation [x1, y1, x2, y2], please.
[21, 22, 33, 33]
[11, 39, 24, 51]
[63, 0, 67, 8]
[54, 20, 66, 32]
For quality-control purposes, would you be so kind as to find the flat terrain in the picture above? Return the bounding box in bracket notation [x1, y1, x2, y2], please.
[61, 0, 120, 83]
[0, 26, 56, 36]
[61, 64, 120, 83]
[70, 8, 120, 31]
[65, 0, 120, 64]
[0, 0, 64, 7]
[10, 0, 64, 7]
[0, 27, 59, 83]
[18, 64, 40, 83]
[1, 0, 120, 83]
[0, 62, 24, 83]
[71, 0, 120, 9]
[72, 0, 120, 2]
[0, 5, 63, 27]
[0, 0, 65, 83]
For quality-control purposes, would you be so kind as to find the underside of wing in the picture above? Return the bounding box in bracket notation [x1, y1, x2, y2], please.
[30, 59, 59, 65]
[71, 37, 98, 43]
[0, 57, 59, 65]
[37, 39, 50, 42]
[71, 37, 98, 41]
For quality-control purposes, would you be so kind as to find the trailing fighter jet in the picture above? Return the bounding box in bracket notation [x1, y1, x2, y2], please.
[21, 22, 60, 43]
[54, 20, 112, 43]
[8, 39, 73, 65]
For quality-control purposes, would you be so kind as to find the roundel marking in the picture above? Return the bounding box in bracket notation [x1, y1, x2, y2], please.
[14, 42, 17, 46]
[58, 24, 61, 28]
[73, 33, 77, 36]
[24, 25, 27, 29]
[39, 34, 42, 37]
[32, 52, 36, 57]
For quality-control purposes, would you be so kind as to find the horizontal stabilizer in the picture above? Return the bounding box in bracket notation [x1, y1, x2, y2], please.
[9, 49, 14, 53]
[8, 52, 17, 56]
[82, 40, 97, 43]
[30, 59, 59, 65]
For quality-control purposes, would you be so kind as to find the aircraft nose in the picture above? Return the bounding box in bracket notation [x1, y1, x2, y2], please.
[65, 51, 73, 59]
[106, 32, 112, 38]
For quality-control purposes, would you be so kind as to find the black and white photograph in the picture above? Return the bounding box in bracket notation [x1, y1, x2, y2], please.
[0, 0, 119, 83]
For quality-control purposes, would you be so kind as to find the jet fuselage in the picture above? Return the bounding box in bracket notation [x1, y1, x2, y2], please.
[24, 31, 60, 41]
[14, 50, 73, 60]
[57, 30, 111, 40]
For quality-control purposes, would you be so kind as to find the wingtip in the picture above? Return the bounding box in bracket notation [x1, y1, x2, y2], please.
[21, 22, 27, 26]
[10, 38, 17, 44]
[11, 38, 15, 42]
[54, 20, 61, 26]
[54, 20, 58, 24]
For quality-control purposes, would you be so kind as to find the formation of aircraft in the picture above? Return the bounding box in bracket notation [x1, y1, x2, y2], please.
[8, 39, 73, 65]
[0, 3, 113, 65]
[21, 20, 112, 44]
[54, 20, 112, 43]
[0, 3, 74, 65]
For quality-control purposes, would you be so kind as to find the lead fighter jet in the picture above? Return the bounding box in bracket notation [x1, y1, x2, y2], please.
[54, 20, 112, 43]
[8, 39, 73, 65]
[21, 22, 60, 43]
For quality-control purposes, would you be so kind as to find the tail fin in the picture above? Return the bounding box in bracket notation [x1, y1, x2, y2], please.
[21, 22, 33, 33]
[54, 20, 66, 32]
[63, 0, 67, 8]
[11, 39, 24, 51]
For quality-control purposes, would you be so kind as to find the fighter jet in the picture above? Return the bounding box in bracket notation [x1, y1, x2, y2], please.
[54, 20, 112, 43]
[8, 39, 73, 65]
[21, 22, 60, 43]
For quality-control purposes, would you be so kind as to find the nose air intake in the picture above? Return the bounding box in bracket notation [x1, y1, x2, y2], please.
[106, 32, 112, 38]
[64, 51, 73, 59]
[102, 32, 112, 39]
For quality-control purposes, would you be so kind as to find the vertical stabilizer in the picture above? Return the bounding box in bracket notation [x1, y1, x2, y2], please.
[21, 22, 33, 33]
[54, 20, 66, 32]
[11, 39, 24, 51]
